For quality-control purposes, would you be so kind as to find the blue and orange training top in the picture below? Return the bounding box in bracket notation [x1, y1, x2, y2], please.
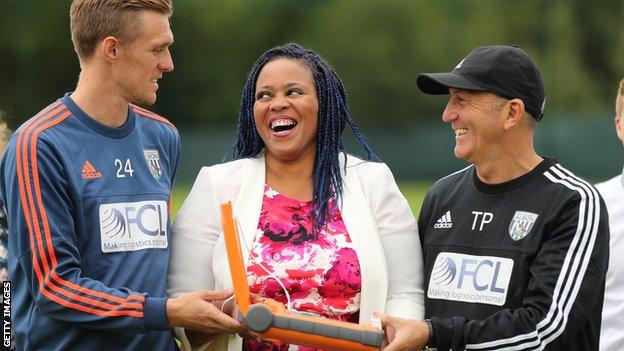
[0, 93, 180, 350]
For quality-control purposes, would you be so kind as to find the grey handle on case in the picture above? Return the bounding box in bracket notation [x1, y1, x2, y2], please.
[243, 304, 384, 347]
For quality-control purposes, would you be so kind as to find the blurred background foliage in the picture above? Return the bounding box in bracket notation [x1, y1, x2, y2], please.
[1, 0, 624, 191]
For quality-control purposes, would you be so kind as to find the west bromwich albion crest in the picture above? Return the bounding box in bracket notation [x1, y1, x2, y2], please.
[508, 211, 539, 241]
[143, 149, 162, 180]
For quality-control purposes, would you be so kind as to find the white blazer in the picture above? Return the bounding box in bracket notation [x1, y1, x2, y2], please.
[168, 153, 424, 350]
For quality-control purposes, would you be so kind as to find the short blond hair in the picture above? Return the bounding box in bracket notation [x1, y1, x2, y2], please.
[70, 0, 173, 61]
[616, 79, 624, 119]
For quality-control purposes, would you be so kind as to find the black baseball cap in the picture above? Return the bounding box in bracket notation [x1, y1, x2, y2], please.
[417, 45, 546, 120]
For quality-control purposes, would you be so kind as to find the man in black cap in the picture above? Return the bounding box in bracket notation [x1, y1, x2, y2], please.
[380, 45, 609, 351]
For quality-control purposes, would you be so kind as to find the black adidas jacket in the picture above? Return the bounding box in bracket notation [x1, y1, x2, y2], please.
[418, 158, 609, 351]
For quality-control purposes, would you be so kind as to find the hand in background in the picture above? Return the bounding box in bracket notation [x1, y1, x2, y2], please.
[379, 314, 429, 351]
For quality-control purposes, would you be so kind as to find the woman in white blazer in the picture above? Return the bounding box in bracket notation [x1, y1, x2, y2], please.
[168, 43, 424, 351]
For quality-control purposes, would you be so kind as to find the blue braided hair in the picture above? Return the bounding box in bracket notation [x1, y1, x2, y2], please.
[234, 43, 380, 237]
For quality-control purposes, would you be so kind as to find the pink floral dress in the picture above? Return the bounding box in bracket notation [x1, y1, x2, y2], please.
[243, 185, 362, 351]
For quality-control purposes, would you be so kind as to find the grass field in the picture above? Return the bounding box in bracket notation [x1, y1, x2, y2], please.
[171, 180, 433, 220]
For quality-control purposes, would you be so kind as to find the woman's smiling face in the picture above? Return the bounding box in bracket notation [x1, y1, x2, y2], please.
[253, 58, 319, 164]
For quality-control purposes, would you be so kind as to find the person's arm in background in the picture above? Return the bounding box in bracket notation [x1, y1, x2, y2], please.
[168, 165, 242, 347]
[0, 200, 8, 283]
[372, 163, 425, 320]
[0, 120, 10, 284]
[164, 133, 242, 337]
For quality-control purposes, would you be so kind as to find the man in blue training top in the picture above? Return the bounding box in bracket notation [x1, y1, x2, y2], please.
[0, 1, 242, 350]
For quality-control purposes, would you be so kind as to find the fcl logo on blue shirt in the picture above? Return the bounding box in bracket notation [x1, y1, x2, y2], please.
[508, 211, 539, 241]
[143, 149, 162, 180]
